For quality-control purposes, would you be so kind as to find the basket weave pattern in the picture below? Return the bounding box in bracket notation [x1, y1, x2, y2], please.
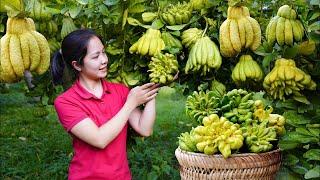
[175, 148, 281, 180]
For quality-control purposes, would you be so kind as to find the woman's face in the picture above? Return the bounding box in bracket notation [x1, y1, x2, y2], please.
[80, 36, 108, 80]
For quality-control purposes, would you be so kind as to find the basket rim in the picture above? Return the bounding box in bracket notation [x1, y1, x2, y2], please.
[176, 147, 281, 158]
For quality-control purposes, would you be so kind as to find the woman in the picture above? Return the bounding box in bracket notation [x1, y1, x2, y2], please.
[51, 29, 159, 180]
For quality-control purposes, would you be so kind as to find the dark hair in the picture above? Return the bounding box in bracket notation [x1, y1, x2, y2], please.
[50, 29, 103, 86]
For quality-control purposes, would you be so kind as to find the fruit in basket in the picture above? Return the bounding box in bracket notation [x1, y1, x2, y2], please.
[185, 114, 244, 158]
[267, 114, 286, 135]
[185, 91, 220, 124]
[178, 132, 197, 152]
[242, 121, 277, 153]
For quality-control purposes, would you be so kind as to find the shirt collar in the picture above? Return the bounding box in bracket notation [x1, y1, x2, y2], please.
[74, 78, 111, 99]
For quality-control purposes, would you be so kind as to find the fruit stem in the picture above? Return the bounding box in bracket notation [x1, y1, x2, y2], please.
[202, 19, 208, 37]
[24, 70, 35, 90]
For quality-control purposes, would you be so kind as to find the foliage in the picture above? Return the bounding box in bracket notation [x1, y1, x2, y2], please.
[0, 0, 319, 179]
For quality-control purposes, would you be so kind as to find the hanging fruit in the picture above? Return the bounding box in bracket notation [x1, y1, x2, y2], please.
[265, 5, 304, 46]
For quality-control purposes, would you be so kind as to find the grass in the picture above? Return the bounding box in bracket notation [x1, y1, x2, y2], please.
[0, 84, 194, 179]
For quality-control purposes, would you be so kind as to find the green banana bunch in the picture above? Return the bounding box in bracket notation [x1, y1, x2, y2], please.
[148, 53, 178, 84]
[210, 79, 226, 98]
[161, 2, 192, 25]
[178, 132, 197, 152]
[219, 6, 261, 57]
[48, 38, 60, 53]
[268, 114, 286, 136]
[185, 91, 220, 124]
[61, 18, 77, 39]
[129, 28, 165, 56]
[242, 121, 277, 153]
[185, 36, 222, 76]
[231, 55, 263, 84]
[142, 12, 158, 22]
[220, 91, 259, 125]
[188, 114, 243, 158]
[265, 5, 304, 46]
[161, 32, 183, 52]
[36, 21, 58, 36]
[263, 58, 317, 100]
[28, 0, 52, 21]
[190, 0, 210, 10]
[181, 28, 203, 49]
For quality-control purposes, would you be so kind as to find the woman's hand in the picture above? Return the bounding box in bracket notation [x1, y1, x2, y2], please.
[126, 83, 159, 108]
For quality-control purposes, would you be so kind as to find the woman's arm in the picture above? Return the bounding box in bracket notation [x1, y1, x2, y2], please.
[69, 83, 157, 149]
[128, 98, 156, 137]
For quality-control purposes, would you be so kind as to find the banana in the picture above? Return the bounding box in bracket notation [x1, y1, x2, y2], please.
[266, 16, 279, 45]
[239, 59, 246, 82]
[284, 19, 293, 46]
[9, 34, 24, 78]
[137, 35, 146, 55]
[1, 34, 17, 81]
[220, 19, 237, 57]
[295, 20, 304, 41]
[290, 19, 302, 42]
[229, 19, 242, 52]
[243, 18, 254, 48]
[276, 17, 286, 46]
[31, 31, 50, 75]
[237, 18, 246, 47]
[19, 33, 31, 70]
[247, 17, 261, 51]
[27, 31, 41, 71]
[140, 34, 150, 56]
[148, 37, 158, 56]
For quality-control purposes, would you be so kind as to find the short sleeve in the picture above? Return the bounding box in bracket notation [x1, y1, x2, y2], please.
[54, 97, 88, 132]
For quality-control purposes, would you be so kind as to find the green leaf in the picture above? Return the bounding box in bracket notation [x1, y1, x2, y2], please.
[127, 17, 142, 26]
[304, 149, 320, 161]
[307, 127, 320, 137]
[254, 45, 269, 56]
[287, 132, 318, 143]
[151, 19, 164, 29]
[262, 54, 275, 70]
[0, 24, 4, 33]
[309, 12, 320, 21]
[104, 0, 119, 6]
[69, 6, 82, 18]
[296, 128, 314, 136]
[304, 166, 320, 179]
[310, 0, 320, 6]
[291, 165, 309, 175]
[128, 4, 145, 13]
[0, 0, 21, 13]
[278, 140, 299, 150]
[284, 154, 300, 166]
[283, 111, 311, 126]
[166, 24, 188, 31]
[283, 45, 298, 59]
[308, 21, 320, 32]
[76, 0, 88, 5]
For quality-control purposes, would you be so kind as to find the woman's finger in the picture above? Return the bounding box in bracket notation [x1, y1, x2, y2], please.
[140, 83, 155, 89]
[145, 88, 159, 97]
[146, 93, 158, 101]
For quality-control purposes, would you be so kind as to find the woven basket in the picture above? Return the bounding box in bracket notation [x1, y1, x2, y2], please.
[175, 148, 281, 180]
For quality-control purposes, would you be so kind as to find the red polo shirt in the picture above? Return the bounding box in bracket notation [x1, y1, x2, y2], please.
[54, 78, 131, 180]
